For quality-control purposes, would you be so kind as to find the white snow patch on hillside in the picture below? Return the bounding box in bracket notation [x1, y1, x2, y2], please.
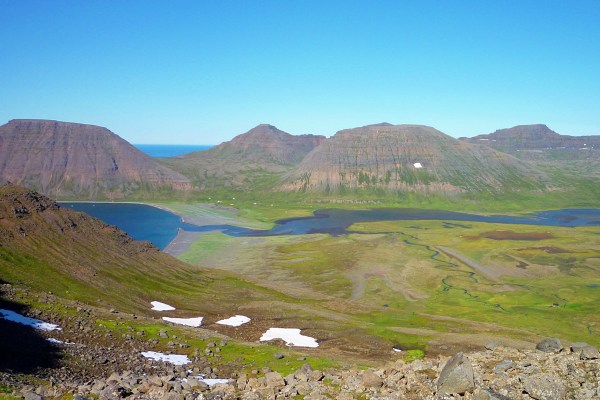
[202, 378, 231, 386]
[260, 328, 318, 348]
[0, 309, 61, 331]
[151, 301, 176, 311]
[413, 162, 423, 169]
[141, 351, 190, 365]
[216, 315, 250, 327]
[162, 316, 203, 327]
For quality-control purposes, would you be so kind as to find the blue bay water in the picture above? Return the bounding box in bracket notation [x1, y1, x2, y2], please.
[59, 203, 199, 249]
[134, 144, 213, 158]
[59, 203, 600, 250]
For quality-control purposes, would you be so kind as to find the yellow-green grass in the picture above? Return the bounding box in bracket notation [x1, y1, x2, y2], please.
[178, 218, 600, 352]
[94, 319, 338, 376]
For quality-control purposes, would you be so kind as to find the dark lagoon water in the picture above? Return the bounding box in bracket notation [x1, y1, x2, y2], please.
[134, 144, 213, 158]
[60, 203, 600, 250]
[59, 203, 204, 249]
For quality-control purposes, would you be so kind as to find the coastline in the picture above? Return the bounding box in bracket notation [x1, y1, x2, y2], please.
[57, 200, 259, 254]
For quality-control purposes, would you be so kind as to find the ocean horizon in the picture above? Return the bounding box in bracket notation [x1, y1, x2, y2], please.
[134, 144, 214, 158]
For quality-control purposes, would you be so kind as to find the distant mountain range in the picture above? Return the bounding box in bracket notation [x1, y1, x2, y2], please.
[461, 124, 600, 154]
[1, 118, 599, 198]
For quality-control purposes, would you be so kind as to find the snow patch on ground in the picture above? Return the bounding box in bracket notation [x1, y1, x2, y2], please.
[260, 328, 318, 348]
[0, 309, 61, 331]
[202, 378, 231, 386]
[182, 376, 231, 386]
[216, 315, 250, 327]
[413, 162, 423, 169]
[47, 338, 64, 344]
[162, 316, 203, 327]
[151, 301, 176, 311]
[141, 351, 190, 365]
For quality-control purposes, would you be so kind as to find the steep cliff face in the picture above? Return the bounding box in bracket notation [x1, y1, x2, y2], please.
[282, 123, 545, 193]
[161, 124, 325, 190]
[0, 119, 192, 197]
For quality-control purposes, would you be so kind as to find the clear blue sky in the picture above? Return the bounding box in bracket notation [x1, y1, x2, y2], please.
[1, 1, 599, 144]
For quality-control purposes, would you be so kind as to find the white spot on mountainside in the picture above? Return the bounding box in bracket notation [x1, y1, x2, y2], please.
[216, 315, 251, 327]
[0, 309, 61, 331]
[260, 328, 319, 347]
[141, 351, 190, 365]
[151, 301, 176, 311]
[413, 162, 423, 169]
[162, 316, 203, 327]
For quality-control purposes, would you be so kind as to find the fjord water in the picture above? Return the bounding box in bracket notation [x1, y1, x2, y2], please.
[59, 203, 202, 249]
[60, 203, 600, 250]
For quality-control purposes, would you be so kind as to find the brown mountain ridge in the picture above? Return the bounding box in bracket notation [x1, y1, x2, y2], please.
[160, 124, 325, 191]
[0, 119, 192, 198]
[281, 123, 547, 193]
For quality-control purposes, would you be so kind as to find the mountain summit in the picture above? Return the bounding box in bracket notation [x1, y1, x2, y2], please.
[463, 124, 599, 152]
[161, 124, 325, 190]
[195, 124, 325, 165]
[281, 123, 545, 193]
[0, 119, 191, 197]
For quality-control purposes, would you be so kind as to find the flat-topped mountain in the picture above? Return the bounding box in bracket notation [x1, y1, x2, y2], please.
[462, 124, 600, 152]
[160, 124, 325, 190]
[0, 119, 192, 198]
[282, 123, 545, 193]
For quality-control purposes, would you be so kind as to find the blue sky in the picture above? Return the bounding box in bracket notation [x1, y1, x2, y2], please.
[1, 1, 599, 144]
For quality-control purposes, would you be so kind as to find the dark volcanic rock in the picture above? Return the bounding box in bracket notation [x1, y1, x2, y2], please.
[0, 119, 191, 197]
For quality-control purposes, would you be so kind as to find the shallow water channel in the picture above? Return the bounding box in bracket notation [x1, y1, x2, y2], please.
[60, 203, 600, 250]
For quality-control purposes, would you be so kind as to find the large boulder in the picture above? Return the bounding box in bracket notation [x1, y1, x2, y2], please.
[522, 373, 566, 400]
[535, 338, 563, 353]
[579, 345, 599, 360]
[360, 370, 383, 388]
[436, 352, 475, 395]
[473, 388, 511, 400]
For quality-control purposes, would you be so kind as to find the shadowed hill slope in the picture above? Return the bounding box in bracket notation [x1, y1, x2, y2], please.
[281, 123, 547, 193]
[0, 119, 192, 198]
[0, 183, 271, 315]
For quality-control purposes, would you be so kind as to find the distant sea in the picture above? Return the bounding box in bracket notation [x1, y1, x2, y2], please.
[134, 144, 214, 158]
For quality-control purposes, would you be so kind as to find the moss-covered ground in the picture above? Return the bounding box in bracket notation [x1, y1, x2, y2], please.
[177, 213, 600, 356]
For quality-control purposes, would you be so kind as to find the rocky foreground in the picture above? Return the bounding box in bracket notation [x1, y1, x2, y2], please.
[1, 286, 599, 400]
[7, 340, 600, 400]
